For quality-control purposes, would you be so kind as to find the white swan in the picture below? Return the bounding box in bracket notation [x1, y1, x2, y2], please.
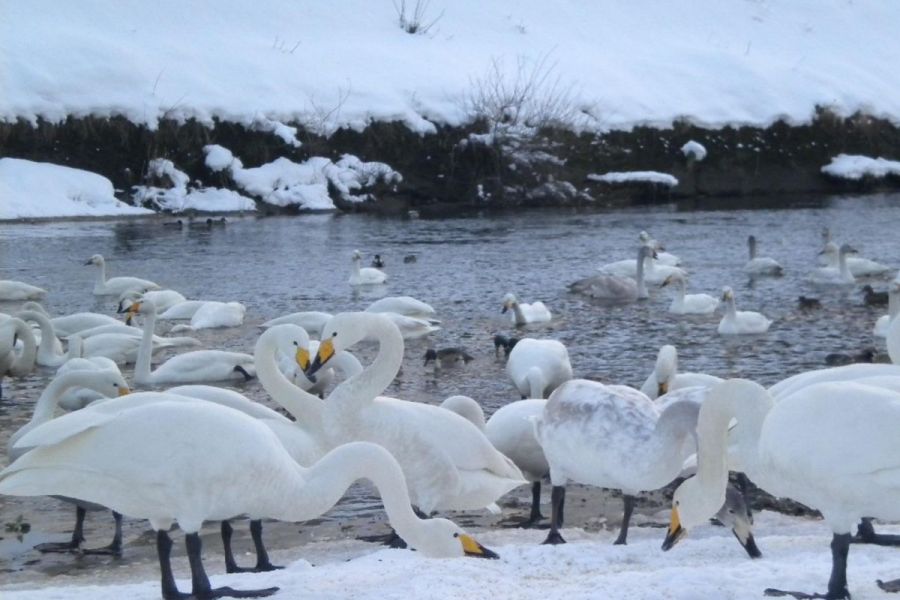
[809, 243, 856, 285]
[821, 240, 892, 277]
[349, 249, 387, 285]
[439, 395, 487, 430]
[506, 337, 573, 399]
[570, 245, 651, 302]
[169, 300, 246, 331]
[660, 274, 718, 315]
[278, 334, 364, 398]
[118, 289, 186, 313]
[0, 280, 47, 301]
[263, 309, 436, 340]
[639, 230, 681, 266]
[744, 235, 783, 276]
[380, 312, 441, 339]
[306, 312, 526, 514]
[20, 301, 121, 337]
[262, 311, 332, 338]
[366, 296, 437, 319]
[0, 317, 37, 379]
[0, 398, 498, 599]
[125, 299, 255, 385]
[769, 362, 900, 400]
[85, 254, 160, 296]
[157, 300, 208, 320]
[600, 246, 687, 285]
[639, 345, 722, 399]
[538, 380, 759, 555]
[662, 378, 900, 598]
[874, 280, 900, 338]
[889, 315, 900, 365]
[717, 287, 771, 335]
[501, 293, 552, 325]
[55, 336, 125, 411]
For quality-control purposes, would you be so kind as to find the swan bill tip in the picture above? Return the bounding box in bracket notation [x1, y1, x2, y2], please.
[459, 534, 499, 559]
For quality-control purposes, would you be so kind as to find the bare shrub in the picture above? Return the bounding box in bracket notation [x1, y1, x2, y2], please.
[393, 0, 443, 34]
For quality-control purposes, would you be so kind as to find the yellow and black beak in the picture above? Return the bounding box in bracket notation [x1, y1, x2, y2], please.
[661, 507, 686, 551]
[295, 347, 310, 371]
[657, 381, 669, 397]
[118, 386, 131, 397]
[305, 338, 335, 378]
[459, 534, 499, 559]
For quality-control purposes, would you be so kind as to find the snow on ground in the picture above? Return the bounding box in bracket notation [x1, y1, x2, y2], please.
[588, 171, 679, 187]
[821, 154, 900, 180]
[3, 1, 900, 133]
[681, 140, 708, 162]
[0, 158, 152, 220]
[132, 158, 257, 213]
[5, 512, 900, 600]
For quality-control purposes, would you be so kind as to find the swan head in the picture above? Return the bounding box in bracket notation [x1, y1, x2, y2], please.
[117, 298, 157, 317]
[839, 243, 858, 256]
[662, 475, 726, 553]
[84, 254, 105, 266]
[306, 312, 398, 377]
[713, 485, 762, 558]
[404, 518, 499, 559]
[500, 293, 518, 313]
[747, 234, 756, 249]
[659, 274, 682, 288]
[720, 286, 734, 302]
[260, 324, 312, 371]
[58, 368, 131, 399]
[352, 249, 362, 262]
[654, 345, 678, 394]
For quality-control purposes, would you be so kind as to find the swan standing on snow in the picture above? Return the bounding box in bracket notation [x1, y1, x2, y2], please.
[821, 240, 892, 277]
[662, 378, 900, 598]
[501, 293, 552, 325]
[123, 299, 254, 385]
[717, 287, 771, 335]
[809, 243, 856, 285]
[0, 398, 499, 600]
[349, 249, 387, 285]
[305, 312, 525, 516]
[506, 337, 573, 399]
[537, 380, 759, 555]
[0, 280, 46, 301]
[744, 235, 783, 276]
[639, 345, 722, 399]
[660, 274, 718, 315]
[570, 246, 652, 302]
[85, 254, 160, 296]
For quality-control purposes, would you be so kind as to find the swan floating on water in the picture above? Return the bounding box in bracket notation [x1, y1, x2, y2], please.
[349, 249, 387, 285]
[660, 274, 718, 315]
[506, 337, 573, 399]
[501, 293, 552, 325]
[744, 235, 783, 276]
[809, 243, 856, 285]
[85, 254, 160, 296]
[639, 230, 681, 266]
[569, 245, 652, 302]
[366, 295, 437, 319]
[821, 240, 892, 277]
[717, 287, 771, 335]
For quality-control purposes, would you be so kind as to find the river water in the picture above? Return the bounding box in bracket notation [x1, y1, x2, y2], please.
[1, 193, 898, 587]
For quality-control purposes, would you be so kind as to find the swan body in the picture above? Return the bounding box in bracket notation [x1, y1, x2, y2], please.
[55, 336, 124, 411]
[486, 399, 548, 483]
[506, 338, 573, 399]
[639, 345, 722, 399]
[744, 235, 783, 276]
[809, 243, 856, 285]
[170, 301, 246, 331]
[599, 250, 686, 285]
[873, 280, 900, 338]
[126, 299, 254, 385]
[306, 312, 526, 514]
[660, 274, 718, 315]
[119, 289, 187, 314]
[501, 293, 552, 325]
[821, 241, 892, 277]
[366, 296, 436, 319]
[769, 363, 900, 399]
[86, 254, 160, 296]
[382, 312, 441, 339]
[664, 378, 900, 598]
[440, 396, 487, 430]
[0, 280, 46, 301]
[262, 311, 332, 338]
[349, 249, 387, 285]
[20, 302, 121, 337]
[639, 230, 681, 266]
[717, 287, 771, 335]
[157, 300, 208, 320]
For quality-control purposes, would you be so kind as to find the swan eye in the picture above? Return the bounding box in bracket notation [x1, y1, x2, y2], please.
[453, 533, 459, 538]
[331, 331, 337, 337]
[675, 500, 680, 507]
[112, 383, 119, 387]
[293, 341, 298, 346]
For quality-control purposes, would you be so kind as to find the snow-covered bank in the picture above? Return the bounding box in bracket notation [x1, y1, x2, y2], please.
[4, 512, 900, 600]
[3, 1, 900, 132]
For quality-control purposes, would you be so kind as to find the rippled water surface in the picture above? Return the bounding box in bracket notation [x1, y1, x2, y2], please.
[1, 193, 898, 579]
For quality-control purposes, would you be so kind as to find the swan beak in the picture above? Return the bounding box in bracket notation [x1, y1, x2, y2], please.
[118, 386, 131, 397]
[83, 259, 93, 265]
[661, 507, 686, 551]
[459, 534, 499, 559]
[306, 338, 335, 377]
[501, 305, 509, 314]
[732, 527, 762, 559]
[295, 348, 310, 371]
[658, 381, 668, 396]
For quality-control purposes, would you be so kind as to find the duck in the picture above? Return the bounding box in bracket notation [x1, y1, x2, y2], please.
[662, 378, 900, 598]
[639, 345, 723, 399]
[371, 254, 385, 268]
[123, 299, 255, 385]
[425, 347, 474, 369]
[744, 235, 783, 276]
[501, 293, 552, 325]
[717, 287, 771, 335]
[873, 280, 900, 337]
[349, 249, 387, 285]
[304, 312, 526, 515]
[809, 243, 856, 285]
[506, 338, 573, 399]
[366, 296, 437, 320]
[821, 240, 892, 277]
[862, 284, 889, 306]
[0, 280, 47, 301]
[262, 310, 333, 338]
[85, 254, 160, 296]
[660, 274, 718, 315]
[638, 230, 681, 266]
[493, 334, 519, 358]
[0, 398, 499, 599]
[824, 348, 877, 367]
[570, 246, 652, 302]
[798, 296, 822, 310]
[403, 255, 418, 263]
[537, 380, 759, 556]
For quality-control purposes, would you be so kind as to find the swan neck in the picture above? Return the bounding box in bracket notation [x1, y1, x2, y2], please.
[648, 400, 701, 482]
[512, 302, 527, 325]
[11, 319, 37, 372]
[95, 261, 107, 289]
[526, 367, 546, 399]
[724, 296, 737, 318]
[18, 310, 59, 362]
[329, 316, 403, 414]
[636, 249, 647, 297]
[255, 335, 323, 428]
[135, 307, 157, 384]
[889, 288, 900, 319]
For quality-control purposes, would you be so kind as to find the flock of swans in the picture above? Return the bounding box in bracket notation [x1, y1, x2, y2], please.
[0, 227, 899, 600]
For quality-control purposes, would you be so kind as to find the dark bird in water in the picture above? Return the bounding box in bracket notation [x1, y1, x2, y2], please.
[824, 348, 876, 367]
[797, 296, 821, 310]
[424, 348, 474, 369]
[371, 254, 385, 268]
[493, 334, 519, 358]
[861, 285, 888, 306]
[403, 255, 417, 263]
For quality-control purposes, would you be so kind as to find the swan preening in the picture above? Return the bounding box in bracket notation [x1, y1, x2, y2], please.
[501, 293, 552, 325]
[663, 378, 900, 598]
[85, 254, 160, 296]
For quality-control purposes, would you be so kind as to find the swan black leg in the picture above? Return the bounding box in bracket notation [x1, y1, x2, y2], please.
[854, 517, 900, 546]
[158, 530, 189, 600]
[250, 520, 283, 572]
[83, 511, 124, 556]
[520, 481, 545, 527]
[185, 532, 279, 599]
[613, 495, 635, 545]
[736, 472, 754, 522]
[36, 505, 86, 553]
[764, 532, 851, 599]
[221, 521, 241, 574]
[541, 486, 567, 545]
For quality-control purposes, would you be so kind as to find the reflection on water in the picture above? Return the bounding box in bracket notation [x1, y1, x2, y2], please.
[0, 193, 898, 573]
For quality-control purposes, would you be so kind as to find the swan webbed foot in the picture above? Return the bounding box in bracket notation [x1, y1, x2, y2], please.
[81, 541, 123, 557]
[541, 530, 566, 545]
[188, 586, 280, 599]
[877, 578, 900, 593]
[34, 539, 83, 554]
[763, 589, 847, 599]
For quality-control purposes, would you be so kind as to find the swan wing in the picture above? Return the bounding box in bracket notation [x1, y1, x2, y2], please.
[153, 351, 254, 382]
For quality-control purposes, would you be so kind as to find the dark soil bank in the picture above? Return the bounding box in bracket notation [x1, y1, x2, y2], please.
[3, 109, 900, 214]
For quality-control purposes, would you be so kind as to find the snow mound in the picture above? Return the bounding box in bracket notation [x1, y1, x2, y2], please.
[681, 140, 708, 161]
[204, 145, 243, 172]
[588, 171, 679, 187]
[820, 154, 900, 180]
[132, 158, 256, 213]
[0, 158, 152, 220]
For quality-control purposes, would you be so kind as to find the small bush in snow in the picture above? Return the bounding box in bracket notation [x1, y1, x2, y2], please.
[394, 0, 443, 35]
